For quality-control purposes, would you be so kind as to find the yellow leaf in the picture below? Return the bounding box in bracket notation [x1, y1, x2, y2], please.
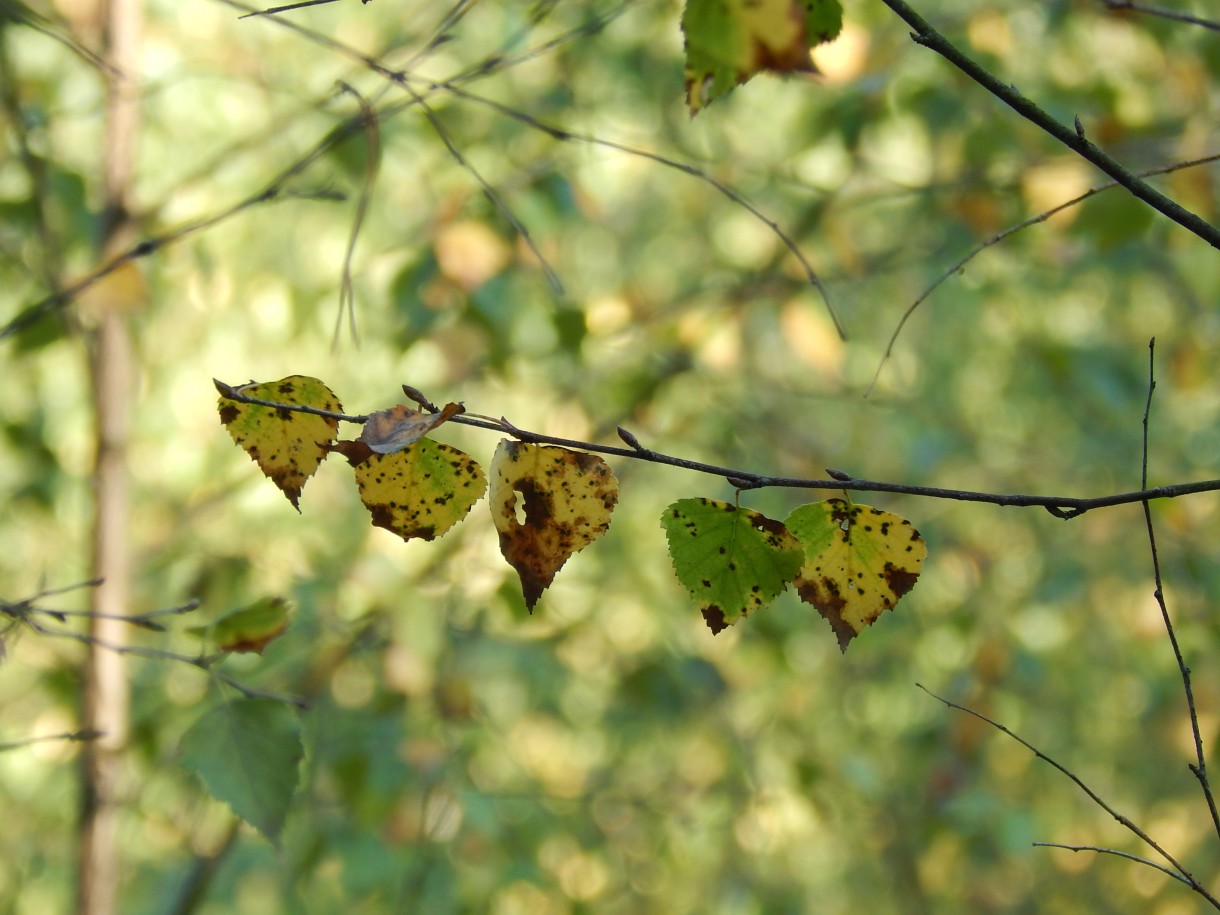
[490, 441, 619, 610]
[353, 438, 486, 542]
[217, 376, 342, 511]
[786, 499, 927, 651]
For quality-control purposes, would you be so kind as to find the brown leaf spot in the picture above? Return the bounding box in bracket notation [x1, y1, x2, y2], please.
[883, 563, 920, 599]
[702, 605, 728, 634]
[798, 576, 854, 652]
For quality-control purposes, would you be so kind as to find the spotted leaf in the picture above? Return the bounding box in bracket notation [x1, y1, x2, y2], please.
[489, 441, 619, 610]
[353, 438, 486, 542]
[661, 498, 804, 634]
[216, 376, 341, 511]
[786, 499, 927, 651]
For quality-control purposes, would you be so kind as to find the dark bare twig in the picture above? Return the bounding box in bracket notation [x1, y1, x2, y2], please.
[1031, 844, 1193, 886]
[0, 730, 104, 752]
[917, 685, 1220, 908]
[3, 584, 305, 708]
[1138, 339, 1220, 843]
[876, 0, 1220, 250]
[429, 79, 844, 339]
[865, 153, 1220, 395]
[1101, 0, 1220, 32]
[213, 378, 1220, 517]
[399, 81, 566, 296]
[239, 0, 342, 18]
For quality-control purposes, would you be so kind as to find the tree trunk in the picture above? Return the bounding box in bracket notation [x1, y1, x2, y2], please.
[77, 0, 141, 912]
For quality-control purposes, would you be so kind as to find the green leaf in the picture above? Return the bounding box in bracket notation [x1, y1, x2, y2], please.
[662, 497, 804, 633]
[352, 438, 486, 542]
[217, 376, 343, 511]
[682, 0, 843, 114]
[187, 596, 290, 654]
[786, 499, 927, 651]
[179, 698, 303, 845]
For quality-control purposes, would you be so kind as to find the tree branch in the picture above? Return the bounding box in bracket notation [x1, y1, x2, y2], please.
[875, 0, 1220, 250]
[918, 685, 1220, 909]
[1031, 844, 1194, 887]
[1100, 0, 1220, 33]
[866, 153, 1220, 396]
[1138, 340, 1220, 843]
[213, 378, 1220, 518]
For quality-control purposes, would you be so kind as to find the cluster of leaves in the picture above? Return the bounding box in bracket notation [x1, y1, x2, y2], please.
[218, 376, 926, 651]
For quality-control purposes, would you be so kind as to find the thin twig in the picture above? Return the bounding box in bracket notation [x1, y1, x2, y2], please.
[917, 684, 1220, 908]
[218, 0, 845, 334]
[213, 378, 1220, 516]
[332, 81, 380, 347]
[239, 0, 342, 19]
[1032, 844, 1193, 887]
[0, 730, 104, 752]
[1, 114, 354, 342]
[3, 587, 306, 708]
[1138, 339, 1220, 843]
[1101, 0, 1220, 32]
[865, 153, 1220, 395]
[429, 80, 844, 339]
[876, 0, 1220, 250]
[399, 81, 566, 295]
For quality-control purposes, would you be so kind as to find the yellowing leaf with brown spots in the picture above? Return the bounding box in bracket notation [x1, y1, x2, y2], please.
[489, 441, 618, 610]
[353, 438, 486, 542]
[786, 499, 927, 652]
[683, 0, 843, 114]
[661, 498, 804, 634]
[217, 376, 342, 511]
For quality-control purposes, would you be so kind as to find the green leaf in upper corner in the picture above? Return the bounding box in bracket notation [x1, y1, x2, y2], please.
[682, 0, 843, 114]
[662, 497, 804, 633]
[187, 596, 290, 654]
[179, 698, 303, 846]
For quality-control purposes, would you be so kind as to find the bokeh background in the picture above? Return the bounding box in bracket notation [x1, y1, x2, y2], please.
[2, 0, 1219, 911]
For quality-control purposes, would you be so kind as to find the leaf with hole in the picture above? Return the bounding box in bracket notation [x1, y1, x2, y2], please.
[352, 438, 486, 542]
[179, 698, 303, 846]
[662, 497, 804, 633]
[489, 441, 618, 610]
[216, 375, 342, 510]
[786, 499, 927, 651]
[682, 0, 842, 114]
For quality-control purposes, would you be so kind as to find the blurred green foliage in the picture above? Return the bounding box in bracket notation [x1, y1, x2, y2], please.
[1, 0, 1219, 912]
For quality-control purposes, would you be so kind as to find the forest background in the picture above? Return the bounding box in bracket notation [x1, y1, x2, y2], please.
[1, 0, 1219, 912]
